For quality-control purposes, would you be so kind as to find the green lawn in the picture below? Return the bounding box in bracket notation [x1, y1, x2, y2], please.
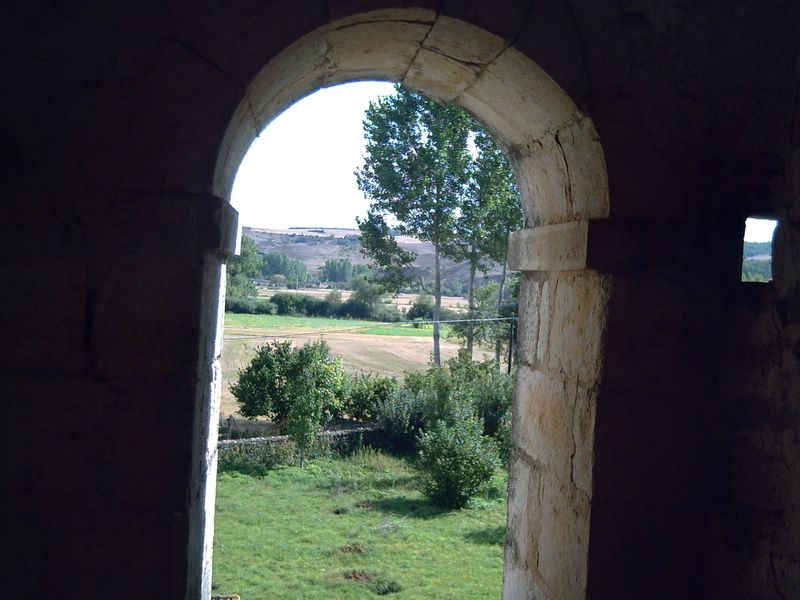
[212, 450, 507, 599]
[224, 313, 450, 337]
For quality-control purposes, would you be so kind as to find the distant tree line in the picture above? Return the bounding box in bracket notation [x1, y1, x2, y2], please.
[741, 241, 773, 282]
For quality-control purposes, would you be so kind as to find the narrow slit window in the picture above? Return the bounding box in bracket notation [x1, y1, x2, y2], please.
[741, 217, 777, 282]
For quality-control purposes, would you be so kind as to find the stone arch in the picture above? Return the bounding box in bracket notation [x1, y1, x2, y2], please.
[203, 10, 612, 599]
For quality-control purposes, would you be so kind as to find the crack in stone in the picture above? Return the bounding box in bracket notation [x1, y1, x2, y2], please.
[401, 5, 442, 86]
[554, 131, 574, 215]
[168, 35, 246, 90]
[419, 45, 485, 71]
[569, 380, 580, 491]
[330, 18, 436, 33]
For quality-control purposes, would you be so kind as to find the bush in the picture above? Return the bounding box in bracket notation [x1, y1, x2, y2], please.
[344, 373, 398, 421]
[397, 354, 514, 454]
[369, 302, 405, 322]
[417, 412, 500, 508]
[225, 296, 277, 314]
[374, 389, 426, 454]
[270, 292, 307, 315]
[407, 293, 434, 320]
[445, 353, 513, 437]
[230, 340, 346, 430]
[336, 298, 372, 319]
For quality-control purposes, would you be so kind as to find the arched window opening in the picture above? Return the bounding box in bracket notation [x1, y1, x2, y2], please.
[213, 81, 523, 598]
[197, 10, 610, 599]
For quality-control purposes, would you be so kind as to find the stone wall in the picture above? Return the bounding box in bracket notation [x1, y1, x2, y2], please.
[2, 1, 799, 598]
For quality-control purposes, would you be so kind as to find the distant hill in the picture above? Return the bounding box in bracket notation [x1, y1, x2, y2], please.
[742, 241, 772, 282]
[243, 226, 505, 293]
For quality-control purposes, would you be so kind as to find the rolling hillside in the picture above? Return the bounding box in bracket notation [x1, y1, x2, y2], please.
[243, 226, 506, 289]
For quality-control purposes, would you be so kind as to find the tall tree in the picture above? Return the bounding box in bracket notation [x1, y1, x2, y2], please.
[471, 132, 523, 363]
[227, 234, 265, 297]
[355, 86, 473, 365]
[448, 130, 515, 356]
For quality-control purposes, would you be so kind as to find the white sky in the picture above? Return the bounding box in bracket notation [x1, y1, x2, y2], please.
[231, 81, 396, 230]
[230, 81, 780, 244]
[744, 218, 778, 243]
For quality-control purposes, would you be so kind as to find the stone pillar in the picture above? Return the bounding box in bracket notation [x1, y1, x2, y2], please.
[504, 219, 736, 599]
[504, 222, 610, 599]
[0, 191, 237, 598]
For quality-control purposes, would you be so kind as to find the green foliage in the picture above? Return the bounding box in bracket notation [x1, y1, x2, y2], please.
[495, 410, 513, 464]
[742, 240, 772, 258]
[336, 298, 372, 319]
[356, 85, 477, 365]
[368, 302, 405, 323]
[227, 234, 265, 297]
[741, 259, 772, 282]
[374, 389, 426, 454]
[407, 293, 434, 321]
[741, 241, 773, 281]
[351, 275, 384, 307]
[440, 278, 465, 297]
[266, 291, 404, 322]
[262, 251, 308, 286]
[374, 354, 514, 455]
[322, 258, 354, 283]
[446, 352, 513, 437]
[356, 211, 416, 290]
[417, 411, 500, 508]
[230, 340, 345, 448]
[325, 288, 343, 312]
[225, 296, 277, 314]
[344, 373, 399, 421]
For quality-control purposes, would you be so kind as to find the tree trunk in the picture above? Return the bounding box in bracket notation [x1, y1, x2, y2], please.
[466, 262, 476, 358]
[494, 253, 508, 365]
[433, 243, 442, 367]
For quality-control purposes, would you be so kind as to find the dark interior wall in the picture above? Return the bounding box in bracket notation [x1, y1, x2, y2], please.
[1, 1, 798, 598]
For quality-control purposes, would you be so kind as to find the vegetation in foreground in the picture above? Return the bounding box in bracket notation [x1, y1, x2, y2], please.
[212, 449, 507, 599]
[229, 344, 511, 504]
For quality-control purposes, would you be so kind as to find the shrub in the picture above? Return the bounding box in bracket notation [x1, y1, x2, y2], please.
[445, 352, 513, 437]
[344, 373, 398, 421]
[374, 389, 426, 454]
[270, 292, 306, 315]
[225, 296, 277, 314]
[407, 293, 434, 320]
[417, 412, 500, 508]
[336, 298, 372, 319]
[230, 340, 346, 436]
[369, 302, 405, 322]
[404, 366, 456, 427]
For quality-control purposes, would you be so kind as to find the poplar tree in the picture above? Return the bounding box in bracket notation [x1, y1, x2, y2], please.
[355, 86, 473, 365]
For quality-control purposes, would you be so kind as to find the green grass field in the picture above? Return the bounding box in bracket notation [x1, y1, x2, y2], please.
[212, 450, 507, 599]
[224, 313, 451, 337]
